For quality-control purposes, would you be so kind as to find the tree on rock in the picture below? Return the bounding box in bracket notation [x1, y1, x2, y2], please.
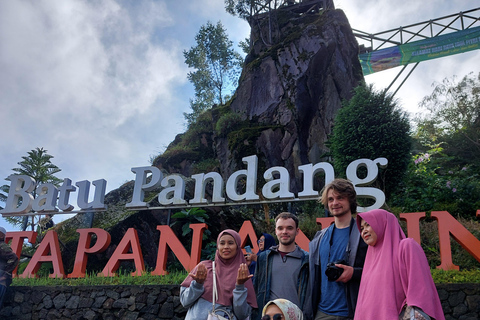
[183, 21, 243, 126]
[329, 84, 411, 199]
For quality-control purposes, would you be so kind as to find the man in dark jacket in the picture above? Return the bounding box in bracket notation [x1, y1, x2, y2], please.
[253, 212, 312, 320]
[309, 179, 367, 319]
[0, 226, 19, 309]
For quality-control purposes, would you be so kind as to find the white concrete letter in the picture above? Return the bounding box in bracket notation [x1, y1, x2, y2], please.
[126, 166, 163, 208]
[226, 155, 259, 201]
[32, 183, 59, 212]
[0, 175, 36, 214]
[346, 158, 388, 212]
[76, 179, 107, 210]
[190, 172, 225, 205]
[298, 162, 335, 198]
[158, 175, 186, 205]
[57, 178, 76, 211]
[262, 166, 294, 199]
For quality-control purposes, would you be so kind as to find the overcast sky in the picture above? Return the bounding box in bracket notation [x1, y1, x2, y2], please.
[1, 0, 479, 230]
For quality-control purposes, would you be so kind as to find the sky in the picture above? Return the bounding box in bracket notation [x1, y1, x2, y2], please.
[1, 0, 479, 231]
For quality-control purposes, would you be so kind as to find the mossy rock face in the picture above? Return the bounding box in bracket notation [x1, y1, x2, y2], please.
[158, 149, 199, 168]
[227, 125, 283, 160]
[191, 158, 220, 174]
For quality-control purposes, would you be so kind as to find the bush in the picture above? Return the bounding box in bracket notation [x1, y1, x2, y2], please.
[329, 84, 411, 198]
[390, 148, 480, 219]
[215, 112, 243, 137]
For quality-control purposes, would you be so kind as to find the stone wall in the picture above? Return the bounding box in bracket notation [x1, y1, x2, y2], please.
[1, 285, 186, 320]
[1, 283, 479, 319]
[438, 283, 480, 320]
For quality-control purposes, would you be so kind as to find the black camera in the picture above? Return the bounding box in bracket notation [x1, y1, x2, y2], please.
[325, 260, 347, 281]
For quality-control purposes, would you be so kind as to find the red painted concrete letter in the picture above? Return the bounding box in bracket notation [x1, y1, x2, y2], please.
[152, 223, 207, 276]
[68, 228, 111, 278]
[399, 212, 426, 244]
[21, 230, 65, 278]
[5, 231, 37, 277]
[295, 229, 311, 252]
[316, 217, 335, 229]
[431, 211, 480, 270]
[239, 221, 259, 253]
[100, 228, 145, 277]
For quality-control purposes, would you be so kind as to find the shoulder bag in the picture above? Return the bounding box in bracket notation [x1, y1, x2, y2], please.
[207, 261, 235, 320]
[399, 305, 431, 320]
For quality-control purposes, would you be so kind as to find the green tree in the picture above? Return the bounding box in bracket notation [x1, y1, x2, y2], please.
[390, 148, 480, 218]
[183, 21, 243, 126]
[0, 185, 8, 205]
[225, 0, 278, 47]
[225, 0, 253, 20]
[414, 72, 480, 172]
[224, 0, 282, 20]
[1, 147, 62, 231]
[392, 72, 480, 218]
[329, 84, 411, 199]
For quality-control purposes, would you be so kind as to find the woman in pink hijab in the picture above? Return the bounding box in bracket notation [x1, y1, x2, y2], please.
[354, 209, 445, 320]
[181, 229, 258, 320]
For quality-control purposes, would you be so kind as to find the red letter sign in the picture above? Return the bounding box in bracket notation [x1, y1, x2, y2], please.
[68, 228, 111, 278]
[21, 230, 65, 278]
[99, 228, 144, 277]
[431, 211, 480, 270]
[152, 223, 207, 275]
[5, 231, 37, 277]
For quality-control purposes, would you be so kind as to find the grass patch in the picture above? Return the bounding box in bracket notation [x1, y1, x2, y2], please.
[12, 270, 188, 287]
[431, 269, 480, 284]
[11, 267, 480, 287]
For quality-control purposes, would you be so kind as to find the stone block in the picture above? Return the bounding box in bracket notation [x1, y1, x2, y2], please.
[65, 295, 80, 309]
[158, 302, 174, 319]
[53, 293, 67, 309]
[449, 291, 467, 307]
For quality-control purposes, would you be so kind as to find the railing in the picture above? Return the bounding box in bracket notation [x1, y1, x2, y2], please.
[354, 7, 480, 53]
[247, 0, 332, 21]
[353, 7, 480, 96]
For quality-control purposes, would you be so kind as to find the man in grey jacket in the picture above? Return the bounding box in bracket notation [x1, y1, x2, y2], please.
[253, 212, 312, 320]
[309, 179, 367, 320]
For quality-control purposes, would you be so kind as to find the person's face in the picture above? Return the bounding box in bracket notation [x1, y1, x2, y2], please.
[258, 235, 266, 251]
[327, 189, 351, 217]
[275, 218, 298, 246]
[262, 303, 284, 320]
[360, 219, 378, 246]
[218, 234, 238, 260]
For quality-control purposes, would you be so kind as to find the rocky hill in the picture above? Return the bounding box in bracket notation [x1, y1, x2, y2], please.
[55, 6, 364, 271]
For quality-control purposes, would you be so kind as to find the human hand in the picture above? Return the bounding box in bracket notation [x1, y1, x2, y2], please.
[189, 263, 208, 284]
[236, 263, 253, 285]
[250, 253, 257, 262]
[335, 264, 353, 283]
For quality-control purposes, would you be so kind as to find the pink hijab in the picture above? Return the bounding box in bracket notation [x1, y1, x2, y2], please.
[354, 209, 444, 320]
[181, 229, 257, 308]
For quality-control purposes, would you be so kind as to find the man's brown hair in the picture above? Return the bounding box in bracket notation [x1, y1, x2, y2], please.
[275, 212, 299, 228]
[320, 178, 357, 214]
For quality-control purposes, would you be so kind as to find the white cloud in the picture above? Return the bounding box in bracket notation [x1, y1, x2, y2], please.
[0, 0, 190, 228]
